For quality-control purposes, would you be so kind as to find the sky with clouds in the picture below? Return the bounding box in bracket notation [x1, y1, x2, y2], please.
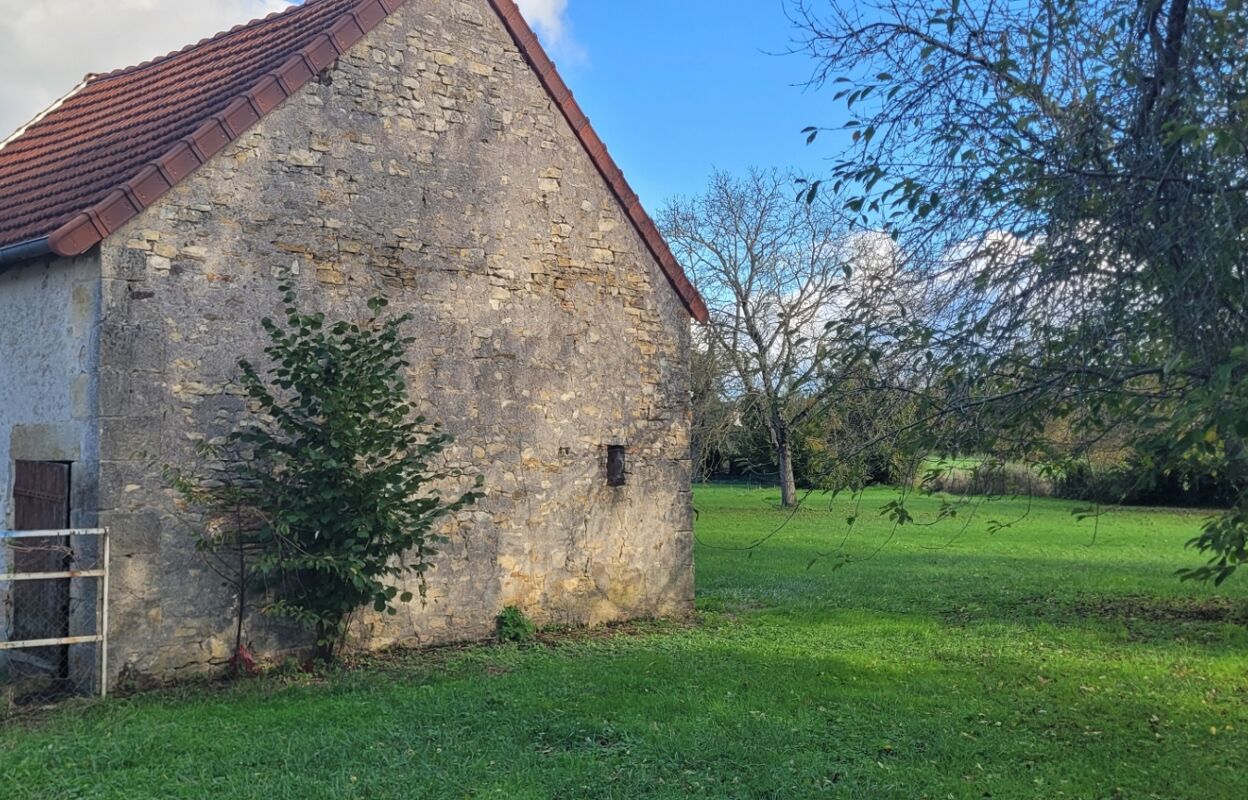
[0, 0, 840, 207]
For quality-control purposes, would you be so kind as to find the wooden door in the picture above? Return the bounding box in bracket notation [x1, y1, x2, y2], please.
[11, 461, 72, 678]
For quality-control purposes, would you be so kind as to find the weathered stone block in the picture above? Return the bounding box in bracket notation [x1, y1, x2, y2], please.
[99, 509, 163, 556]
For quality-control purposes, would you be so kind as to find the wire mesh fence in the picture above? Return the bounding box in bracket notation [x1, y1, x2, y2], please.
[1, 528, 108, 715]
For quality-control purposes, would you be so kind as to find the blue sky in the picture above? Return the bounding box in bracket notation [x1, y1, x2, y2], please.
[544, 1, 843, 209]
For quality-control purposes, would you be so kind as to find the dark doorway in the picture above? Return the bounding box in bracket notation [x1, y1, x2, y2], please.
[606, 445, 627, 487]
[11, 461, 72, 687]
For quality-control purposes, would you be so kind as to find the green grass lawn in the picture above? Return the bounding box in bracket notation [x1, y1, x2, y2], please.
[3, 486, 1247, 799]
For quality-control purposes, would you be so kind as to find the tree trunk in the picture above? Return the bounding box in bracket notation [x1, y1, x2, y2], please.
[313, 621, 336, 664]
[777, 435, 798, 508]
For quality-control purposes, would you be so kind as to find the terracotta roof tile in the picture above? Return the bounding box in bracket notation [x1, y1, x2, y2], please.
[0, 0, 707, 321]
[0, 0, 365, 251]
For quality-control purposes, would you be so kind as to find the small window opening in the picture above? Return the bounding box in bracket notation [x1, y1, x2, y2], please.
[606, 445, 627, 487]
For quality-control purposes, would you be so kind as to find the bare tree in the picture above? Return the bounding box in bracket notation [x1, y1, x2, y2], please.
[661, 169, 868, 506]
[689, 328, 740, 482]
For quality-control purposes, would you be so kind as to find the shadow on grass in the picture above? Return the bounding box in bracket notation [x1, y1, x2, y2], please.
[699, 542, 1248, 648]
[3, 622, 1244, 800]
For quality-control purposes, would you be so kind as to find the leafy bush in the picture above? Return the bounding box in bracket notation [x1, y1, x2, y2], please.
[909, 453, 1237, 510]
[496, 606, 536, 643]
[1056, 458, 1237, 509]
[920, 460, 1055, 498]
[173, 286, 483, 662]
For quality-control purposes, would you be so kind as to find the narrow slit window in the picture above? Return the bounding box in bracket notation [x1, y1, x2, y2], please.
[606, 445, 627, 487]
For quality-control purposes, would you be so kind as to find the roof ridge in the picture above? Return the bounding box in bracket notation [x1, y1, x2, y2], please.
[0, 78, 91, 153]
[90, 1, 320, 83]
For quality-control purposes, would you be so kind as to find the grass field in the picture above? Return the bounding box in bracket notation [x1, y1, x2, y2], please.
[3, 485, 1247, 799]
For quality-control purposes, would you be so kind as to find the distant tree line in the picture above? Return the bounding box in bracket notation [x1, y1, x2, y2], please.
[668, 0, 1248, 583]
[785, 0, 1248, 584]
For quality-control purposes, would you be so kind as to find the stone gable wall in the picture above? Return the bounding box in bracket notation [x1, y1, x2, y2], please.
[95, 0, 693, 681]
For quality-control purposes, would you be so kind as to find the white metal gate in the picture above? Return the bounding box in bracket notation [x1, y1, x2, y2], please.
[0, 527, 109, 710]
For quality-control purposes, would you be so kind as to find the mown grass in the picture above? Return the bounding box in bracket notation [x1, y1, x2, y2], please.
[2, 485, 1246, 799]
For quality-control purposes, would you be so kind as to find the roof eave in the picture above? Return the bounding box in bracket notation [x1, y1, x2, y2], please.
[0, 236, 51, 271]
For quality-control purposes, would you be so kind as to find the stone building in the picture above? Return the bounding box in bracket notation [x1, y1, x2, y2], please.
[0, 0, 707, 687]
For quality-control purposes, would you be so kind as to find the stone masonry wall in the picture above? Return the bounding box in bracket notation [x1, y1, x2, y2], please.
[95, 0, 693, 682]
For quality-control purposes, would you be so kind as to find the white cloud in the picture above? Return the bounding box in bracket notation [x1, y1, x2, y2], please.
[515, 0, 582, 62]
[0, 0, 289, 138]
[515, 0, 567, 42]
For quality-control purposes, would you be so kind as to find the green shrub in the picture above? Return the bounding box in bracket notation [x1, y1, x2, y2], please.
[920, 460, 1055, 497]
[172, 286, 484, 662]
[1056, 457, 1237, 508]
[496, 606, 536, 643]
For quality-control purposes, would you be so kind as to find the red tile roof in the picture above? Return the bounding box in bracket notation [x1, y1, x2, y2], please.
[0, 0, 373, 257]
[0, 0, 707, 321]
